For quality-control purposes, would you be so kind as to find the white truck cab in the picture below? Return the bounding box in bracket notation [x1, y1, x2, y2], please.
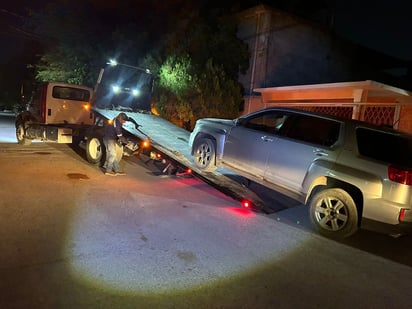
[16, 82, 94, 144]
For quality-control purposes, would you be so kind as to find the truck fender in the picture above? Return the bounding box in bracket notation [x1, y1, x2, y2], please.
[15, 112, 31, 127]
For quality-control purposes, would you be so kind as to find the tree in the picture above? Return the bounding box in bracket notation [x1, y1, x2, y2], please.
[25, 1, 250, 129]
[24, 1, 151, 87]
[151, 8, 249, 129]
[151, 51, 244, 130]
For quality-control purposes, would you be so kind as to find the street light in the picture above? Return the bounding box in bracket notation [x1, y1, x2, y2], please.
[107, 59, 151, 74]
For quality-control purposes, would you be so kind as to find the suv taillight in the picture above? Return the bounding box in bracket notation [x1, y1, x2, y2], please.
[388, 165, 412, 185]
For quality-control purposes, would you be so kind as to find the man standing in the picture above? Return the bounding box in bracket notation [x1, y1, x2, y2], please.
[103, 112, 129, 176]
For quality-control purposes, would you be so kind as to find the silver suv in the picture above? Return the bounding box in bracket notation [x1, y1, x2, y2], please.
[189, 108, 412, 238]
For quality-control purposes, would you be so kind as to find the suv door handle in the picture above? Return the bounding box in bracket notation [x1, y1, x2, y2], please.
[261, 136, 274, 142]
[313, 149, 328, 156]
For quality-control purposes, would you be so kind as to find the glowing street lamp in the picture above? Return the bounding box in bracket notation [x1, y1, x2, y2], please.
[106, 59, 151, 74]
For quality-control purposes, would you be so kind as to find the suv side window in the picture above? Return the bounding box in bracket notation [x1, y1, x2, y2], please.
[281, 114, 340, 147]
[243, 111, 288, 134]
[357, 128, 412, 167]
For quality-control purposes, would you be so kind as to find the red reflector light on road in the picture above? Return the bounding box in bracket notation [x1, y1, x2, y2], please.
[388, 165, 412, 185]
[242, 200, 251, 208]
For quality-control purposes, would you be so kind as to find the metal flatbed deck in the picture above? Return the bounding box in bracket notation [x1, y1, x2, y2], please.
[94, 108, 273, 213]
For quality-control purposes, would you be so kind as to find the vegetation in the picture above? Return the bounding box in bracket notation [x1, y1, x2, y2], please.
[22, 1, 249, 128]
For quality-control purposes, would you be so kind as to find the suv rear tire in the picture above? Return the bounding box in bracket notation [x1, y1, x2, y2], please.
[309, 188, 358, 239]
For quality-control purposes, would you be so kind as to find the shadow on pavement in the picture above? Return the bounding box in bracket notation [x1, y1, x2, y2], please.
[225, 176, 412, 269]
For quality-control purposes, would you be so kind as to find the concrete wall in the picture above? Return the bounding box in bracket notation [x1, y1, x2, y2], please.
[237, 5, 356, 95]
[399, 106, 412, 133]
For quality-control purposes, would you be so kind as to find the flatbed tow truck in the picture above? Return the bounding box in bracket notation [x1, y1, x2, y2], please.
[91, 107, 273, 214]
[16, 60, 272, 213]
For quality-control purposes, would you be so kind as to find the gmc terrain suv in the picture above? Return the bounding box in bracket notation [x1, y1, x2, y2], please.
[189, 107, 412, 238]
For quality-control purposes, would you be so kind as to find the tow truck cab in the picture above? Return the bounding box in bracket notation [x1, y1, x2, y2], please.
[16, 82, 94, 145]
[27, 82, 94, 125]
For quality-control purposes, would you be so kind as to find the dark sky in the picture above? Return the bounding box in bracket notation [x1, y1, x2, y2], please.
[332, 0, 412, 61]
[1, 0, 411, 100]
[2, 0, 411, 60]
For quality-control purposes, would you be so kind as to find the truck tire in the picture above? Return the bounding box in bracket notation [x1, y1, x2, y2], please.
[16, 122, 31, 145]
[86, 136, 105, 165]
[309, 188, 358, 239]
[193, 138, 217, 172]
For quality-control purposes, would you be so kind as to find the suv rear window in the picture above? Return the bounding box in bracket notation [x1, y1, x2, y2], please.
[356, 127, 412, 167]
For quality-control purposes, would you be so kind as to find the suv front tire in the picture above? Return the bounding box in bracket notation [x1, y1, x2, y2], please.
[193, 138, 217, 172]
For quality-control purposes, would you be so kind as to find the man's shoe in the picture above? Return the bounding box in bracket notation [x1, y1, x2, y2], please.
[116, 171, 126, 176]
[105, 171, 117, 176]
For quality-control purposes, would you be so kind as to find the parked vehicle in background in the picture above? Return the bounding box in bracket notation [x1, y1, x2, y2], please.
[189, 107, 412, 238]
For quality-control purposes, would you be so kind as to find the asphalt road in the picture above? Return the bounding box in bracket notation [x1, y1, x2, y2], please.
[1, 112, 412, 308]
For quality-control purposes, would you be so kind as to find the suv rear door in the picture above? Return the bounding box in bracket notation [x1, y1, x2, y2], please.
[265, 113, 341, 193]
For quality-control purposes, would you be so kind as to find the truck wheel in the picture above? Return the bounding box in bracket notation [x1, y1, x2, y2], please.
[16, 122, 31, 145]
[309, 188, 358, 239]
[193, 138, 217, 172]
[86, 136, 105, 165]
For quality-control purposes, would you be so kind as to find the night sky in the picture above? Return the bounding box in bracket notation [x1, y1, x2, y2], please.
[2, 0, 410, 59]
[1, 0, 411, 102]
[332, 0, 412, 61]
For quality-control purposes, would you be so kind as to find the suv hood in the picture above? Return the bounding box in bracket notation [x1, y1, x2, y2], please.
[196, 118, 236, 126]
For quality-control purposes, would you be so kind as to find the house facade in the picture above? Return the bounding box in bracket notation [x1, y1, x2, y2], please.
[236, 5, 412, 134]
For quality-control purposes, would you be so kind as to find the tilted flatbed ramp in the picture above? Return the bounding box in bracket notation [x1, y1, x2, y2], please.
[94, 108, 274, 213]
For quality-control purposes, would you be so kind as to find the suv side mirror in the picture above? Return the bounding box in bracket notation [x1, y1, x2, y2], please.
[235, 118, 245, 126]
